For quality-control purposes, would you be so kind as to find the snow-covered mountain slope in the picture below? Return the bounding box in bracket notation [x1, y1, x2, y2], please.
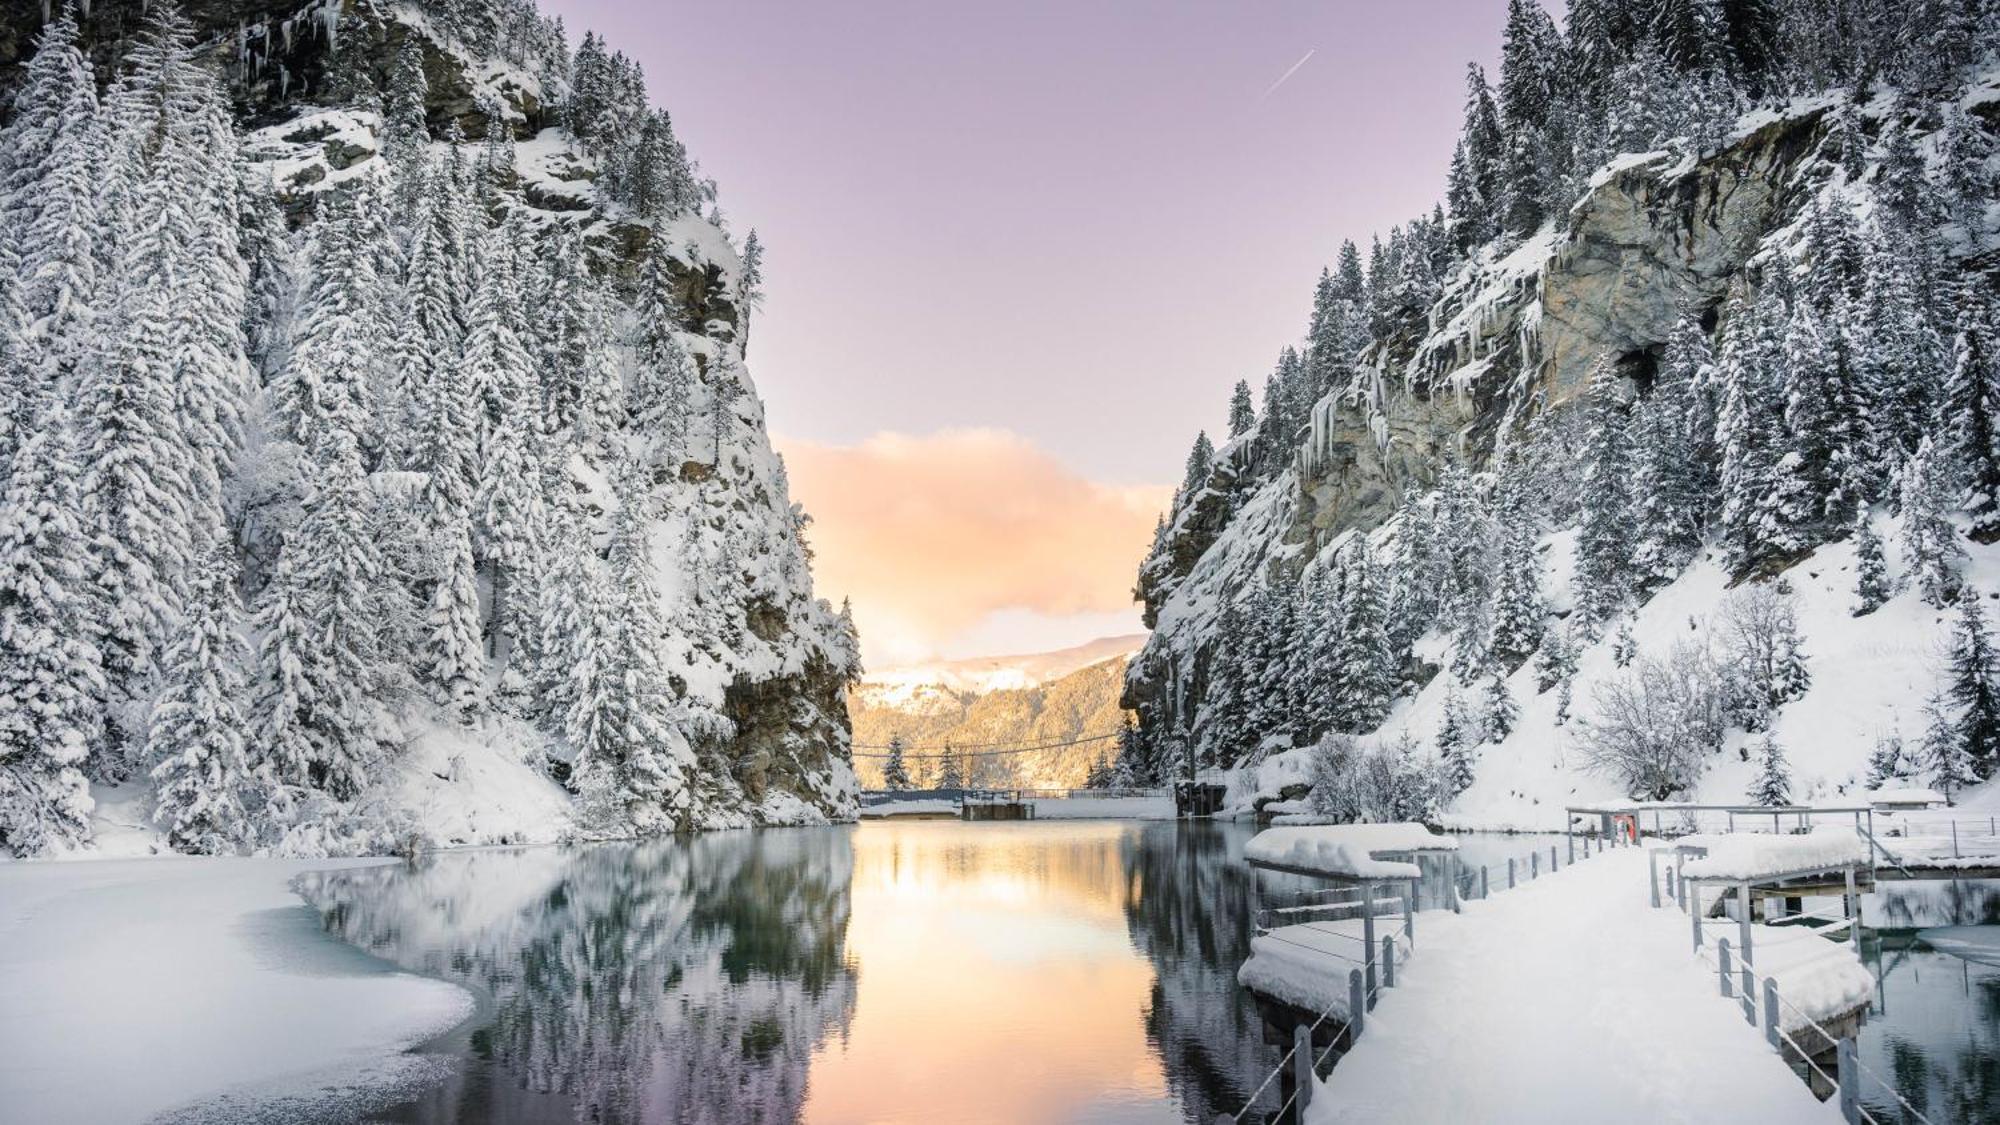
[1123, 18, 2000, 822]
[850, 636, 1142, 789]
[863, 634, 1146, 701]
[0, 0, 858, 857]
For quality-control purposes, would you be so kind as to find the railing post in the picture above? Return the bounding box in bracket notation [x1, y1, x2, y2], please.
[1742, 964, 1756, 1025]
[1348, 968, 1365, 1041]
[1569, 831, 1575, 865]
[1508, 857, 1516, 889]
[1845, 865, 1860, 952]
[1719, 937, 1733, 997]
[1383, 935, 1395, 988]
[1551, 845, 1558, 872]
[1738, 882, 1753, 972]
[1837, 1038, 1859, 1123]
[1665, 865, 1676, 904]
[1691, 882, 1702, 949]
[1649, 850, 1661, 908]
[1362, 881, 1378, 1004]
[1293, 1023, 1315, 1112]
[1531, 852, 1539, 879]
[1405, 881, 1416, 943]
[1952, 820, 1960, 859]
[1763, 978, 1779, 1049]
[1480, 865, 1489, 899]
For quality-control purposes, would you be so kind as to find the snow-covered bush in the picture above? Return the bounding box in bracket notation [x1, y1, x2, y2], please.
[1304, 733, 1437, 824]
[1580, 639, 1725, 800]
[1717, 582, 1811, 731]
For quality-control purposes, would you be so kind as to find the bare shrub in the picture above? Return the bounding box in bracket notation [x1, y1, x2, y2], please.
[1580, 639, 1726, 800]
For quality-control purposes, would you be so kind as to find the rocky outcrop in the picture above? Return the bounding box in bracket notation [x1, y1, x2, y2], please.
[1126, 92, 1922, 752]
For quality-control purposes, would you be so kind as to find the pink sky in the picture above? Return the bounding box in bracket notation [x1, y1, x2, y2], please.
[543, 0, 1516, 664]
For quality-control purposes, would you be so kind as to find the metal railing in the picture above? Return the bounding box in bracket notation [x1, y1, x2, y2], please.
[1220, 828, 1635, 1123]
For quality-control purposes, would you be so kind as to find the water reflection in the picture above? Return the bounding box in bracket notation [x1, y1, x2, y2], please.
[298, 833, 857, 1124]
[1859, 877, 2000, 1124]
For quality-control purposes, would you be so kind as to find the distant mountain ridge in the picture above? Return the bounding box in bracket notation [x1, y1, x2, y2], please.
[850, 636, 1145, 789]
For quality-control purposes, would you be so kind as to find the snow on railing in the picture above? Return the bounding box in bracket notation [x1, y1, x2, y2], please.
[1223, 829, 1634, 1123]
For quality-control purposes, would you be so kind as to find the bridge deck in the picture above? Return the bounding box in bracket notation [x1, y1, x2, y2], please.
[1305, 848, 1842, 1123]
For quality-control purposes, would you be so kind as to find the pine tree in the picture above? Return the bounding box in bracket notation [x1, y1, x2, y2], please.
[1573, 367, 1633, 626]
[1450, 64, 1505, 249]
[1947, 587, 2000, 779]
[1922, 694, 1975, 802]
[1227, 379, 1256, 439]
[147, 544, 257, 854]
[1780, 299, 1870, 533]
[1487, 517, 1545, 666]
[1496, 0, 1562, 236]
[422, 516, 485, 715]
[1853, 512, 1890, 616]
[1745, 734, 1792, 807]
[1900, 436, 1967, 608]
[1946, 299, 2000, 541]
[1865, 731, 1908, 789]
[1438, 685, 1476, 797]
[883, 734, 912, 790]
[1181, 431, 1215, 497]
[1483, 670, 1519, 741]
[288, 431, 388, 799]
[1331, 546, 1396, 732]
[938, 747, 964, 790]
[383, 37, 432, 213]
[0, 410, 102, 856]
[1717, 289, 1802, 568]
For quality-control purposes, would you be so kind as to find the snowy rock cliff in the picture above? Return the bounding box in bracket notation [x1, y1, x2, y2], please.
[0, 0, 859, 856]
[1125, 31, 2000, 822]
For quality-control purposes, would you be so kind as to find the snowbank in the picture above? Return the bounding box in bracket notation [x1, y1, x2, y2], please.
[1245, 824, 1457, 880]
[1238, 917, 1435, 1018]
[0, 857, 473, 1124]
[1680, 828, 1870, 880]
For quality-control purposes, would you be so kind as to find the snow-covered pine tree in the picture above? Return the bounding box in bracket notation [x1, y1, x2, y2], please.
[883, 735, 911, 790]
[383, 37, 432, 214]
[1627, 366, 1702, 588]
[1437, 685, 1476, 798]
[1227, 379, 1255, 439]
[1745, 734, 1792, 807]
[0, 408, 103, 856]
[1856, 236, 1944, 468]
[1922, 694, 1975, 803]
[1865, 731, 1909, 789]
[1852, 512, 1890, 616]
[1181, 431, 1215, 498]
[1495, 0, 1562, 236]
[1331, 545, 1396, 733]
[288, 430, 389, 799]
[1482, 670, 1519, 742]
[1899, 435, 1966, 607]
[1573, 365, 1633, 627]
[1779, 298, 1870, 534]
[422, 516, 485, 716]
[1947, 587, 2000, 780]
[1944, 295, 2000, 542]
[1486, 516, 1544, 666]
[1717, 288, 1797, 569]
[630, 248, 696, 460]
[147, 544, 257, 854]
[1449, 63, 1504, 250]
[937, 748, 964, 790]
[473, 407, 546, 660]
[2, 5, 101, 440]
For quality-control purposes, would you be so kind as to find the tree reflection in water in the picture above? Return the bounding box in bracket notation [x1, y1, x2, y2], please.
[296, 832, 856, 1124]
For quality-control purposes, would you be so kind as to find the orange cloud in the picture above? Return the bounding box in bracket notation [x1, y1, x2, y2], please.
[777, 429, 1170, 666]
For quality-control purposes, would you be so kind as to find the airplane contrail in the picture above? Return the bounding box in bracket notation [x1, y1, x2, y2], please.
[1259, 48, 1315, 101]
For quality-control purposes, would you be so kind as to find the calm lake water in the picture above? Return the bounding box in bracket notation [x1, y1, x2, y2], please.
[1857, 876, 2000, 1124]
[298, 820, 1307, 1124]
[292, 823, 1955, 1124]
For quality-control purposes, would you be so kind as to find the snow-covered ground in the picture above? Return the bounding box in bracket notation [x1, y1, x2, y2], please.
[1306, 847, 1844, 1124]
[1217, 520, 2000, 833]
[0, 857, 473, 1124]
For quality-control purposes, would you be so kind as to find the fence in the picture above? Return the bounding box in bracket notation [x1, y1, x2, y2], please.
[857, 786, 1166, 805]
[1220, 829, 1636, 1123]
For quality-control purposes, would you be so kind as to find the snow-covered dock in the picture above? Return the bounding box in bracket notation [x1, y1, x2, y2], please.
[1302, 847, 1846, 1124]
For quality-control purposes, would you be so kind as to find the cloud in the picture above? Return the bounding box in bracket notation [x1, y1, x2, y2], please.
[777, 429, 1171, 667]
